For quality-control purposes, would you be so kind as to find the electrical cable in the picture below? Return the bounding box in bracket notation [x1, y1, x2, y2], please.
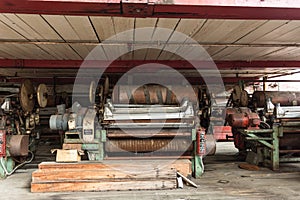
[0, 150, 34, 177]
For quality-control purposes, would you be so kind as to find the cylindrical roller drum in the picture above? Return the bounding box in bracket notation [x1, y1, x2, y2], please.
[105, 138, 193, 153]
[252, 91, 300, 108]
[8, 135, 29, 157]
[112, 85, 198, 105]
[107, 129, 191, 138]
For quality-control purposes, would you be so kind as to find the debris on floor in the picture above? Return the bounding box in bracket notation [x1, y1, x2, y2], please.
[239, 163, 260, 171]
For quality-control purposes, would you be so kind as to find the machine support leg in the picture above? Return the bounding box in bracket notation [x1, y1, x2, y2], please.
[0, 156, 14, 178]
[272, 124, 280, 170]
[192, 128, 205, 178]
[193, 155, 204, 178]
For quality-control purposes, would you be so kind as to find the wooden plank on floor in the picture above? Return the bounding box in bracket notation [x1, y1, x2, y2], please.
[37, 159, 191, 175]
[171, 159, 191, 177]
[31, 180, 177, 193]
[32, 168, 175, 183]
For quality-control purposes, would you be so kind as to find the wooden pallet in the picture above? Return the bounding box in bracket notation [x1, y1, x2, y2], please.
[31, 160, 190, 192]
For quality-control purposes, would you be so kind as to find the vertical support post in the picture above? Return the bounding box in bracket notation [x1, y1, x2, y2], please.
[99, 129, 106, 160]
[272, 124, 280, 170]
[238, 80, 244, 90]
[263, 76, 267, 91]
[192, 154, 203, 178]
[192, 128, 205, 178]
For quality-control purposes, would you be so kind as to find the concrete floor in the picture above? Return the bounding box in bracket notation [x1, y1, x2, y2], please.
[0, 142, 299, 200]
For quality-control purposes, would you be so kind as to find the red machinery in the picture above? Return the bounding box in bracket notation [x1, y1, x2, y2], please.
[226, 87, 300, 170]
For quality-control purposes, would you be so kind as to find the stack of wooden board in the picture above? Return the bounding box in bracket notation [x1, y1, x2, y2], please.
[31, 159, 191, 192]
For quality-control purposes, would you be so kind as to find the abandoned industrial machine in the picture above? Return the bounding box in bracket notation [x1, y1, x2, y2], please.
[0, 79, 48, 178]
[49, 81, 217, 178]
[226, 85, 300, 170]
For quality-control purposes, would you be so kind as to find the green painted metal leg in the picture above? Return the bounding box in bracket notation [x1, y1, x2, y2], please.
[0, 161, 5, 178]
[0, 157, 15, 178]
[193, 155, 204, 178]
[272, 124, 280, 170]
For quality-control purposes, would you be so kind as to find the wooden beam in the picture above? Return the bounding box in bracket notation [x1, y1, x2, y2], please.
[2, 0, 300, 19]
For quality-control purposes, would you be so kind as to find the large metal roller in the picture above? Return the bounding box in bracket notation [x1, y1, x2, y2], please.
[107, 129, 191, 138]
[8, 135, 29, 157]
[252, 91, 300, 107]
[112, 85, 198, 105]
[20, 79, 35, 112]
[105, 138, 193, 153]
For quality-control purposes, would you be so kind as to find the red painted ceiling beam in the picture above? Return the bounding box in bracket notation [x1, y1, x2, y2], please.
[1, 76, 258, 85]
[1, 59, 300, 71]
[1, 0, 300, 19]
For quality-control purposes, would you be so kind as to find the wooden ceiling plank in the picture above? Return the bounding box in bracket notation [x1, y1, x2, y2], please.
[0, 14, 41, 41]
[237, 20, 289, 43]
[0, 44, 30, 59]
[146, 18, 179, 60]
[157, 51, 174, 60]
[11, 44, 45, 59]
[212, 47, 241, 60]
[113, 17, 135, 60]
[248, 47, 286, 60]
[70, 44, 97, 59]
[36, 44, 64, 60]
[157, 51, 176, 60]
[0, 18, 26, 40]
[261, 47, 300, 60]
[133, 49, 148, 61]
[42, 15, 80, 41]
[255, 20, 300, 44]
[222, 47, 283, 61]
[145, 49, 162, 60]
[18, 44, 57, 59]
[206, 46, 226, 56]
[134, 18, 157, 60]
[89, 16, 115, 60]
[37, 44, 82, 60]
[89, 16, 115, 41]
[174, 19, 206, 37]
[17, 14, 62, 41]
[65, 16, 98, 42]
[0, 46, 17, 59]
[163, 19, 206, 60]
[192, 19, 226, 42]
[221, 20, 267, 43]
